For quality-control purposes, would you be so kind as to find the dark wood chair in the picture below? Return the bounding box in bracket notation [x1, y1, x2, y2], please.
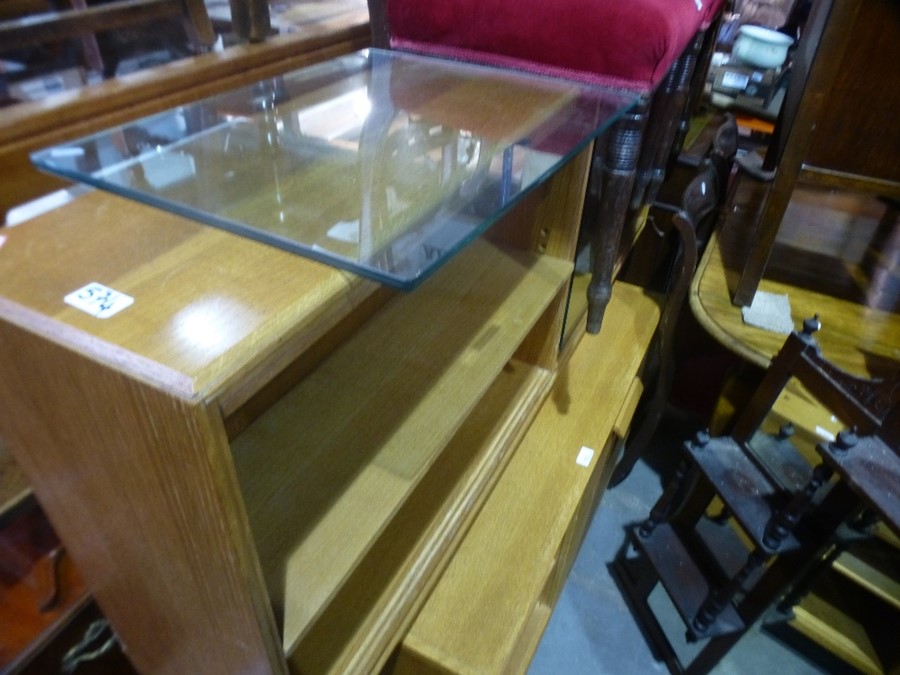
[365, 0, 726, 333]
[609, 114, 738, 487]
[729, 0, 900, 307]
[613, 316, 899, 674]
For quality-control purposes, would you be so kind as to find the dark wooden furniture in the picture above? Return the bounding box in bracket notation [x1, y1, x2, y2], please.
[609, 114, 738, 486]
[731, 0, 900, 306]
[614, 318, 899, 674]
[689, 165, 900, 673]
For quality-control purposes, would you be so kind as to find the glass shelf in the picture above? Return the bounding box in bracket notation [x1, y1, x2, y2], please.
[31, 49, 636, 289]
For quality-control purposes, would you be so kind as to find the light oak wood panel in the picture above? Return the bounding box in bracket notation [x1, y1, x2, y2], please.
[0, 320, 285, 675]
[395, 281, 662, 675]
[230, 240, 572, 653]
[833, 548, 900, 612]
[290, 360, 553, 674]
[0, 190, 379, 404]
[792, 592, 885, 675]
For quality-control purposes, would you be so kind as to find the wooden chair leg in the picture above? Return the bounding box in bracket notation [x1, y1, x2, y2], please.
[638, 456, 695, 537]
[630, 32, 704, 211]
[180, 0, 217, 50]
[609, 116, 737, 484]
[645, 33, 705, 206]
[228, 0, 270, 42]
[610, 208, 699, 486]
[587, 99, 649, 333]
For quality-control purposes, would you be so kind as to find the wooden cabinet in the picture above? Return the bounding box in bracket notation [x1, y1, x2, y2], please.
[0, 139, 652, 673]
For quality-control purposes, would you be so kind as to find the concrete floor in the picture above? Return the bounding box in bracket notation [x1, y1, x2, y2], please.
[528, 413, 841, 675]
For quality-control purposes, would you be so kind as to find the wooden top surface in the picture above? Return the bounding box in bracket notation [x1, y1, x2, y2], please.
[691, 223, 900, 378]
[0, 190, 375, 403]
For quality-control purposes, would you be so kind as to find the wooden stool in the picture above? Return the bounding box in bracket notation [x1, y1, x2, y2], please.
[614, 317, 899, 673]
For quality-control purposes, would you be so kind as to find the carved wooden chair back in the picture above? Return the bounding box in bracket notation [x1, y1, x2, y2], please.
[609, 114, 737, 486]
[731, 315, 899, 449]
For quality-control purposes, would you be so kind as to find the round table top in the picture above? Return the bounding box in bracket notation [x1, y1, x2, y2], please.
[690, 225, 900, 380]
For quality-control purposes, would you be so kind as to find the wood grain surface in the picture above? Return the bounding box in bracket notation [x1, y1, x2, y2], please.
[0, 319, 287, 675]
[395, 281, 662, 674]
[0, 190, 377, 404]
[231, 240, 571, 652]
[691, 223, 900, 376]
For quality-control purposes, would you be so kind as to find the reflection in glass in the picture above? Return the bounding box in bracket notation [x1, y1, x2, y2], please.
[32, 49, 636, 289]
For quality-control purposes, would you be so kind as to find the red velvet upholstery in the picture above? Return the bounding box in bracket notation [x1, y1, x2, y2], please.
[387, 0, 725, 92]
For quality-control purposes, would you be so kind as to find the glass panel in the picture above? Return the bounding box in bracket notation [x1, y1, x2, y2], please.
[31, 49, 636, 289]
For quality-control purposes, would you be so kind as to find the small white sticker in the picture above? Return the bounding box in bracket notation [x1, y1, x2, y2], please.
[815, 426, 836, 442]
[576, 446, 595, 467]
[65, 282, 133, 319]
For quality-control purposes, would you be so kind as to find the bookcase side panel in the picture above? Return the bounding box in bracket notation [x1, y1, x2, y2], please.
[0, 318, 285, 675]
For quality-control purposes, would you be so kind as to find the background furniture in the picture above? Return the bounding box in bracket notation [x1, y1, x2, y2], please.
[615, 318, 898, 674]
[0, 0, 216, 79]
[689, 207, 900, 673]
[0, 4, 370, 222]
[729, 0, 900, 306]
[609, 114, 738, 487]
[366, 0, 725, 332]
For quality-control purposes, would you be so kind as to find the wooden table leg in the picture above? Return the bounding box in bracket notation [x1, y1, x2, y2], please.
[587, 100, 648, 333]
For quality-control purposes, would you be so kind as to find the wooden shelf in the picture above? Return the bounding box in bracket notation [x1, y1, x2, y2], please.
[0, 105, 599, 672]
[792, 575, 899, 675]
[394, 281, 661, 674]
[632, 523, 745, 640]
[685, 436, 800, 553]
[833, 543, 900, 612]
[792, 594, 881, 675]
[289, 358, 554, 674]
[230, 239, 572, 653]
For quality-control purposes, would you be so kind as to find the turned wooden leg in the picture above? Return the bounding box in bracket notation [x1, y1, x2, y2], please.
[631, 33, 704, 211]
[586, 100, 648, 333]
[692, 548, 769, 639]
[610, 207, 700, 485]
[637, 457, 691, 537]
[764, 459, 834, 550]
[637, 431, 706, 538]
[229, 0, 270, 42]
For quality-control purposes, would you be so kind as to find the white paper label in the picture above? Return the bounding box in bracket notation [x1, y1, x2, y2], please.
[815, 426, 836, 442]
[576, 446, 594, 467]
[64, 282, 133, 319]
